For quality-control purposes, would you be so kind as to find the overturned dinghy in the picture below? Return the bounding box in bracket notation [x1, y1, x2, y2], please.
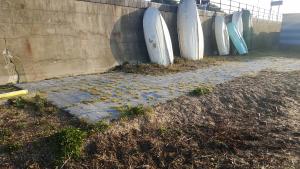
[242, 10, 253, 50]
[227, 23, 248, 55]
[177, 0, 204, 60]
[143, 7, 174, 66]
[214, 15, 230, 55]
[232, 11, 244, 35]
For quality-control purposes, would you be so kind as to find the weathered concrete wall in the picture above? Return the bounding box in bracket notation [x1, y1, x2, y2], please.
[0, 0, 149, 85]
[0, 0, 281, 85]
[280, 13, 300, 46]
[252, 18, 282, 49]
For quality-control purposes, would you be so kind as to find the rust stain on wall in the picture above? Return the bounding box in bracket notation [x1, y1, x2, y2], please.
[25, 39, 32, 56]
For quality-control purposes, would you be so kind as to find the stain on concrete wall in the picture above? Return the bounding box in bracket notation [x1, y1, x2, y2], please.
[0, 0, 282, 85]
[280, 14, 300, 46]
[252, 18, 282, 49]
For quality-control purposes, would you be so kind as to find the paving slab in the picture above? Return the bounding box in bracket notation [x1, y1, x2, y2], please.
[16, 57, 300, 123]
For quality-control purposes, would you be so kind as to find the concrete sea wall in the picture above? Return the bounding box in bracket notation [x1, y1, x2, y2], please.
[280, 14, 300, 46]
[252, 18, 281, 49]
[0, 0, 281, 85]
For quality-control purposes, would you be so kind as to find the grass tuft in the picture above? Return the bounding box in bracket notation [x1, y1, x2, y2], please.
[50, 128, 86, 164]
[8, 97, 26, 108]
[76, 119, 111, 134]
[115, 105, 153, 120]
[158, 126, 168, 136]
[91, 120, 111, 133]
[8, 95, 57, 115]
[189, 86, 213, 96]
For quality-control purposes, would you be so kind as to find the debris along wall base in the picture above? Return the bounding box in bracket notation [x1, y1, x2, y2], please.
[0, 0, 282, 85]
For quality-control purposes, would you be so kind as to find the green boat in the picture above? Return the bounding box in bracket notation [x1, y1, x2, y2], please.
[242, 9, 254, 50]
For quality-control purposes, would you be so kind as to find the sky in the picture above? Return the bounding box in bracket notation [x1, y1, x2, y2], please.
[219, 0, 299, 14]
[275, 0, 299, 13]
[145, 0, 300, 14]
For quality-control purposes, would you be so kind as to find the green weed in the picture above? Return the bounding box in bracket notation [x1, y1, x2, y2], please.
[90, 120, 111, 133]
[115, 105, 153, 120]
[189, 86, 213, 96]
[8, 95, 56, 115]
[8, 97, 26, 108]
[158, 126, 168, 135]
[50, 128, 86, 164]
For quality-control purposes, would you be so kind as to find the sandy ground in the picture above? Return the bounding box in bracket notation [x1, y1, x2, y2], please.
[0, 70, 299, 169]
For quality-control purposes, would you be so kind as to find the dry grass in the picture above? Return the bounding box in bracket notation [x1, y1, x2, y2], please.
[71, 70, 299, 169]
[0, 95, 86, 168]
[112, 50, 300, 76]
[112, 57, 229, 76]
[0, 70, 299, 168]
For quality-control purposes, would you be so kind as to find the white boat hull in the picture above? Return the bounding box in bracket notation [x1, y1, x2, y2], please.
[232, 11, 244, 35]
[215, 15, 230, 55]
[143, 7, 174, 66]
[177, 0, 204, 60]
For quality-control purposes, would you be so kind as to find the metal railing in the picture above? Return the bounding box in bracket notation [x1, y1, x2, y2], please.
[209, 0, 282, 21]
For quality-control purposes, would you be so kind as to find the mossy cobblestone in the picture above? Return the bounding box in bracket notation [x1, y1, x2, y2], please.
[17, 57, 300, 123]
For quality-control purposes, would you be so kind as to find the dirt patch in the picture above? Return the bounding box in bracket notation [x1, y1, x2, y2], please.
[0, 71, 299, 169]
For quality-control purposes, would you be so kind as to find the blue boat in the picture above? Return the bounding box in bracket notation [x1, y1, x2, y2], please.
[227, 22, 248, 55]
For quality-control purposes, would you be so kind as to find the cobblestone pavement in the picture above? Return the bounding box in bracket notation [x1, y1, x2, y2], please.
[17, 57, 300, 123]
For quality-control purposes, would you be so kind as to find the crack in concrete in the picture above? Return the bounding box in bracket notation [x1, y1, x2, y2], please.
[2, 39, 19, 84]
